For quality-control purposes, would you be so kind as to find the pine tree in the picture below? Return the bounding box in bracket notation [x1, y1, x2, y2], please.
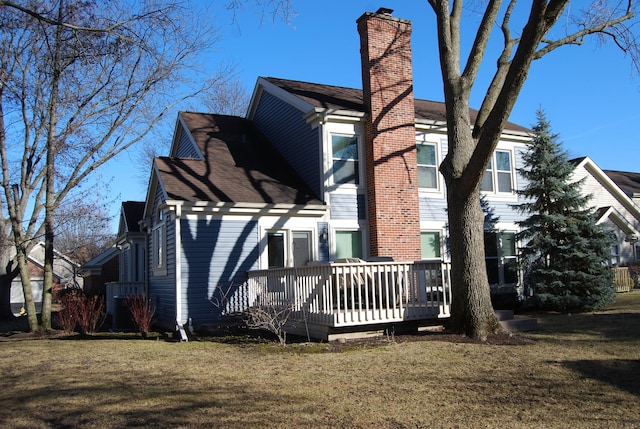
[514, 109, 615, 311]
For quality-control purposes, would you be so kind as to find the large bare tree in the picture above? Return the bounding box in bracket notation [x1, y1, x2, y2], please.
[0, 0, 220, 330]
[428, 0, 637, 339]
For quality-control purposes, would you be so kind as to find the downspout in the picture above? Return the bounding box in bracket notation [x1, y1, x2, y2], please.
[173, 204, 188, 341]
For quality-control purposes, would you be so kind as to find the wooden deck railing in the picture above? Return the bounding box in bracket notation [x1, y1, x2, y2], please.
[246, 260, 451, 328]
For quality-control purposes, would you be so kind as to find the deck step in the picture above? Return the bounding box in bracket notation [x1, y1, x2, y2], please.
[495, 309, 538, 332]
[500, 317, 538, 332]
[495, 309, 514, 321]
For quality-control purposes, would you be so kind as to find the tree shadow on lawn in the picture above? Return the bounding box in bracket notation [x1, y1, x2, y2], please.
[561, 359, 640, 396]
[0, 372, 312, 428]
[535, 312, 640, 342]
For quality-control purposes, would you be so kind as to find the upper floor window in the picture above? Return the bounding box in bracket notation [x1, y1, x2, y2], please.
[332, 135, 359, 185]
[417, 142, 438, 189]
[481, 150, 513, 193]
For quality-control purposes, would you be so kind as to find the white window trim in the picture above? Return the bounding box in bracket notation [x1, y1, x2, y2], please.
[328, 132, 364, 191]
[331, 224, 367, 260]
[420, 229, 444, 260]
[416, 133, 445, 198]
[480, 148, 518, 201]
[259, 226, 319, 269]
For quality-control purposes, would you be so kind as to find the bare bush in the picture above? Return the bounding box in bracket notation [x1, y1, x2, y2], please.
[244, 301, 294, 346]
[54, 291, 104, 334]
[75, 295, 105, 335]
[126, 294, 156, 337]
[54, 292, 81, 333]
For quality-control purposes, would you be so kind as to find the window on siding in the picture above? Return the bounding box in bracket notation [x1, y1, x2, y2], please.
[421, 231, 442, 259]
[152, 209, 166, 271]
[332, 135, 359, 185]
[481, 150, 513, 194]
[417, 142, 438, 189]
[267, 232, 286, 268]
[484, 231, 518, 285]
[335, 230, 362, 259]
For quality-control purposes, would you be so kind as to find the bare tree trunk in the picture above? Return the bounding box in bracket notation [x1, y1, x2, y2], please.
[446, 183, 501, 340]
[0, 230, 17, 319]
[40, 0, 64, 331]
[16, 245, 38, 330]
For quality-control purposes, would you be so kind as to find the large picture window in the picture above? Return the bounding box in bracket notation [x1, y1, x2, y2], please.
[421, 231, 441, 259]
[335, 230, 363, 259]
[481, 150, 513, 193]
[417, 142, 438, 189]
[332, 135, 359, 185]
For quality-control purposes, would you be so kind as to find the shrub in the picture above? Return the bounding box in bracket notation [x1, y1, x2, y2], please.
[54, 291, 105, 334]
[55, 291, 81, 333]
[76, 294, 105, 335]
[126, 294, 155, 337]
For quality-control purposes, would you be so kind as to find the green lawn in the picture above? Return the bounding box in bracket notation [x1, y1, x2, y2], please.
[1, 291, 639, 428]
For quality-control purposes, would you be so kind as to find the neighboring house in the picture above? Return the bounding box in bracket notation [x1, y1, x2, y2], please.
[137, 9, 533, 338]
[81, 246, 119, 296]
[80, 201, 146, 315]
[10, 242, 82, 315]
[604, 169, 640, 209]
[570, 158, 640, 266]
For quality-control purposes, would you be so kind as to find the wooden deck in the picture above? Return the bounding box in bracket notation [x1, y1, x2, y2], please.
[247, 260, 451, 340]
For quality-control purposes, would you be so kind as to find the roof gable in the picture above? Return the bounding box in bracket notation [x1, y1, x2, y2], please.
[156, 113, 322, 206]
[572, 157, 640, 222]
[119, 201, 145, 234]
[260, 77, 530, 133]
[604, 170, 640, 197]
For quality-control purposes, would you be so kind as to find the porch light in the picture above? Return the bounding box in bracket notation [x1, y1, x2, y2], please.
[319, 231, 329, 243]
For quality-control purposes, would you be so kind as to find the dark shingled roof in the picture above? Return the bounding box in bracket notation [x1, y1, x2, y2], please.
[156, 113, 322, 205]
[264, 77, 531, 133]
[604, 170, 640, 197]
[122, 201, 145, 233]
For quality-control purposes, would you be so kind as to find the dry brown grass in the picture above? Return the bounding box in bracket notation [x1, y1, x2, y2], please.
[1, 291, 639, 428]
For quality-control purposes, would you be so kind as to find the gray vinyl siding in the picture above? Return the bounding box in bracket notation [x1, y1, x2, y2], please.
[175, 126, 201, 159]
[419, 196, 448, 222]
[329, 193, 366, 220]
[253, 91, 322, 196]
[180, 217, 259, 324]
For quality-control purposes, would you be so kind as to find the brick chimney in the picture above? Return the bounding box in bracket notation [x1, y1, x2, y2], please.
[357, 9, 421, 261]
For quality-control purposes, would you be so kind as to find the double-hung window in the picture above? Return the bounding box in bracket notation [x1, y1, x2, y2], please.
[332, 135, 359, 185]
[481, 150, 513, 193]
[417, 142, 438, 189]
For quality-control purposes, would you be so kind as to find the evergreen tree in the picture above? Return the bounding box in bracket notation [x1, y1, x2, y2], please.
[514, 109, 615, 311]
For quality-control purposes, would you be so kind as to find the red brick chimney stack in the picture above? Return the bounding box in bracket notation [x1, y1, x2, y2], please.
[357, 9, 421, 261]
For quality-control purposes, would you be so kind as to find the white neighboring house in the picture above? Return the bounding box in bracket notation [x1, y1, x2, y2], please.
[10, 242, 83, 315]
[570, 157, 640, 266]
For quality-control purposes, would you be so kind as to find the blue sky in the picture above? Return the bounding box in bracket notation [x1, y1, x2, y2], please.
[104, 1, 639, 230]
